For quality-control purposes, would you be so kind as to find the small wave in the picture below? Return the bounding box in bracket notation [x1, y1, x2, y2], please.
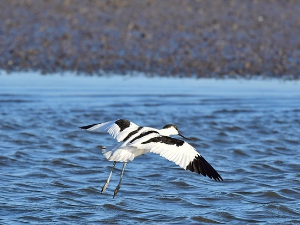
[50, 158, 80, 168]
[232, 149, 249, 156]
[0, 99, 34, 103]
[24, 172, 51, 179]
[103, 203, 122, 210]
[59, 190, 84, 198]
[155, 195, 182, 202]
[191, 216, 221, 224]
[284, 138, 300, 145]
[266, 203, 300, 216]
[79, 186, 100, 194]
[212, 109, 254, 114]
[0, 156, 17, 166]
[13, 150, 30, 158]
[52, 181, 72, 188]
[169, 180, 190, 187]
[225, 125, 244, 132]
[250, 163, 283, 173]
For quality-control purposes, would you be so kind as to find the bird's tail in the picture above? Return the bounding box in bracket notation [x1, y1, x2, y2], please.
[102, 146, 135, 162]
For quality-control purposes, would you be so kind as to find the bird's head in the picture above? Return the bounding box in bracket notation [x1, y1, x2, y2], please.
[162, 124, 190, 140]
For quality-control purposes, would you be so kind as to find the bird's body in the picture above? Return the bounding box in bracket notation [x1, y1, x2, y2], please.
[80, 119, 223, 197]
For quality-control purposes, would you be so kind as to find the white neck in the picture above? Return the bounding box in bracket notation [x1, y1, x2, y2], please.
[159, 127, 178, 136]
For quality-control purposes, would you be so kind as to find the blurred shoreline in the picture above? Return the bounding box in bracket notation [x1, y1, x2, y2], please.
[0, 0, 299, 79]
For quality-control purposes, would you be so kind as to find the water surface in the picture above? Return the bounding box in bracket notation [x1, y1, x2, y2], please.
[0, 73, 300, 224]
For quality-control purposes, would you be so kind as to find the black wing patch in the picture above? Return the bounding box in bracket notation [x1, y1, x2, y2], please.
[80, 123, 98, 130]
[130, 130, 159, 143]
[115, 119, 131, 131]
[142, 136, 184, 147]
[123, 127, 144, 141]
[186, 155, 223, 181]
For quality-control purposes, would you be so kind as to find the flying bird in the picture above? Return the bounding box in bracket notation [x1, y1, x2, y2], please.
[80, 119, 223, 197]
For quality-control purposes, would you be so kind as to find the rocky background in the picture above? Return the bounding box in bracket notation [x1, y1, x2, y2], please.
[0, 0, 299, 78]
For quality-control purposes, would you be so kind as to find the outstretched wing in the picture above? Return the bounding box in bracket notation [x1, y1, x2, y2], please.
[80, 119, 141, 142]
[131, 136, 223, 181]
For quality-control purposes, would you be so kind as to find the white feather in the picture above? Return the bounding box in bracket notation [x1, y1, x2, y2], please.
[82, 120, 140, 142]
[131, 141, 198, 169]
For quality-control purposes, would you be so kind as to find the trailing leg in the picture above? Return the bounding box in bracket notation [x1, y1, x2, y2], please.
[113, 162, 128, 198]
[101, 161, 116, 194]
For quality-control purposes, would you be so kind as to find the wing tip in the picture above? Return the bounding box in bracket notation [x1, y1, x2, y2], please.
[212, 174, 223, 182]
[80, 123, 98, 130]
[186, 155, 223, 181]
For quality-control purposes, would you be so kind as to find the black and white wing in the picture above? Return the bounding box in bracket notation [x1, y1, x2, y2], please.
[80, 119, 141, 142]
[131, 136, 223, 181]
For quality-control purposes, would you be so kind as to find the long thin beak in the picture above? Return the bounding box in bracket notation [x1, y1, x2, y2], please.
[178, 133, 191, 140]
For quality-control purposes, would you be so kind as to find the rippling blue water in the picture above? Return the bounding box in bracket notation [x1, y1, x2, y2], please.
[1, 73, 300, 224]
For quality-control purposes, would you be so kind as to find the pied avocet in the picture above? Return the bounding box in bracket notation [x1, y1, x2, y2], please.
[80, 119, 223, 197]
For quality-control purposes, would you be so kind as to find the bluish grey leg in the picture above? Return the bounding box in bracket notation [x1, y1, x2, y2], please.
[113, 162, 128, 198]
[101, 161, 116, 194]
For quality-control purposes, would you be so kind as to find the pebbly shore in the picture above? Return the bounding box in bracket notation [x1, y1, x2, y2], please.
[0, 0, 299, 78]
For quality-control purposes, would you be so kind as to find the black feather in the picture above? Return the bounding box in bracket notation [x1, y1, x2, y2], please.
[186, 155, 223, 181]
[80, 123, 98, 130]
[115, 119, 131, 131]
